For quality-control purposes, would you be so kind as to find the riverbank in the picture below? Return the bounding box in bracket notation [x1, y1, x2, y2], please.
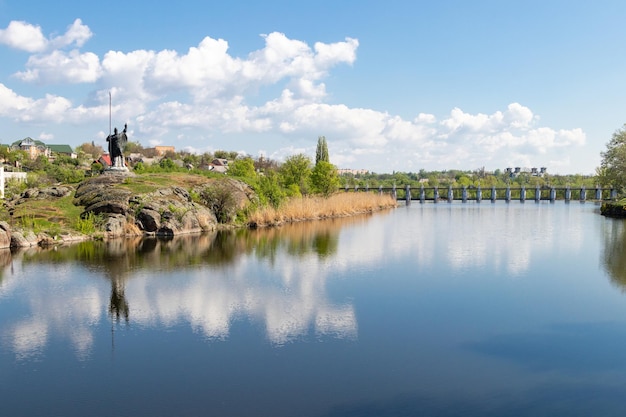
[247, 192, 398, 227]
[0, 173, 398, 248]
[601, 199, 626, 217]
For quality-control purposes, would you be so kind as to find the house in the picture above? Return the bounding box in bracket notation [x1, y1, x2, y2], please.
[9, 138, 76, 160]
[47, 144, 77, 159]
[208, 158, 229, 173]
[11, 138, 51, 159]
[154, 146, 175, 156]
[98, 153, 112, 168]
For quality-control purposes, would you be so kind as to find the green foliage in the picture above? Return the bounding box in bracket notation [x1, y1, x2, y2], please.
[279, 153, 311, 195]
[315, 136, 329, 165]
[310, 161, 340, 196]
[74, 212, 105, 235]
[159, 158, 177, 172]
[214, 150, 239, 160]
[227, 157, 256, 178]
[200, 180, 238, 223]
[45, 164, 85, 183]
[123, 141, 144, 154]
[19, 215, 62, 236]
[257, 171, 286, 208]
[599, 124, 626, 194]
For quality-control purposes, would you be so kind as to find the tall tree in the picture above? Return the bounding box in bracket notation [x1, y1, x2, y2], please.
[279, 153, 312, 195]
[598, 124, 626, 194]
[315, 136, 329, 165]
[310, 161, 340, 196]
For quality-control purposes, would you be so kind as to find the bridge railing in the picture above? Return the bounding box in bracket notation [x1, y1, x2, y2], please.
[341, 185, 618, 204]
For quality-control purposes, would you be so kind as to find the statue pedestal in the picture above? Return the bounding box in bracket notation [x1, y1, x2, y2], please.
[104, 166, 132, 176]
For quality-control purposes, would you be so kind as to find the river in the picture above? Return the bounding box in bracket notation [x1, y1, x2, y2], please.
[1, 202, 626, 416]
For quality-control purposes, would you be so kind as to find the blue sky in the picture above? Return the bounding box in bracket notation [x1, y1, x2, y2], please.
[0, 0, 624, 174]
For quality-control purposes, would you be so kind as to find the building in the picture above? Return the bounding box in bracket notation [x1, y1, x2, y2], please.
[9, 138, 76, 160]
[208, 158, 229, 173]
[154, 146, 175, 156]
[338, 168, 369, 176]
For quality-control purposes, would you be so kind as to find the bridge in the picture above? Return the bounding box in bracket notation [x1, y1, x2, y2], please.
[343, 184, 618, 204]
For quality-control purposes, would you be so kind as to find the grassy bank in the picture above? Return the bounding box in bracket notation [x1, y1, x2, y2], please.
[247, 192, 398, 227]
[601, 198, 626, 217]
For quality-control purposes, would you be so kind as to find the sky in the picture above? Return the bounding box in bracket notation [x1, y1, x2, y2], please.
[0, 0, 624, 175]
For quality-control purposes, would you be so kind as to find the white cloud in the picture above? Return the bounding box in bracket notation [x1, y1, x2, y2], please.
[0, 18, 91, 53]
[0, 20, 47, 52]
[49, 18, 92, 50]
[16, 49, 101, 83]
[0, 19, 587, 173]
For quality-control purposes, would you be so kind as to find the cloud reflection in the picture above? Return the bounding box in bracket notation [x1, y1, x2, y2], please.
[0, 220, 362, 358]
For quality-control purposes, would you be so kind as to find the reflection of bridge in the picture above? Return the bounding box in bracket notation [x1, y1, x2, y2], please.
[343, 185, 618, 204]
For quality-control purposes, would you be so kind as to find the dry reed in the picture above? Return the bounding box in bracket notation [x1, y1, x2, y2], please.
[247, 192, 397, 227]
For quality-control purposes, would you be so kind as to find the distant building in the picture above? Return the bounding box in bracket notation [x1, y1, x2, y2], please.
[154, 146, 175, 156]
[9, 138, 76, 160]
[208, 158, 229, 173]
[338, 168, 369, 176]
[505, 167, 547, 178]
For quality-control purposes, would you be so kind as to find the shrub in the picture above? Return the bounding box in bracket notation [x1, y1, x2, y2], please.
[200, 180, 237, 223]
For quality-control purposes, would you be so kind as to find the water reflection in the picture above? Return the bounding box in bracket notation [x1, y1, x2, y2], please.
[602, 218, 626, 289]
[0, 217, 365, 359]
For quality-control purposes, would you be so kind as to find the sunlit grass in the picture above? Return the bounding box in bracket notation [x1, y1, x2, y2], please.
[247, 192, 397, 227]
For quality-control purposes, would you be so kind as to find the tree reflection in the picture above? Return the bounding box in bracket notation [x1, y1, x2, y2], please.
[602, 219, 626, 289]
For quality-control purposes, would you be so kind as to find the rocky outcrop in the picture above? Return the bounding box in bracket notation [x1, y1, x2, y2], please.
[73, 174, 256, 239]
[0, 173, 257, 247]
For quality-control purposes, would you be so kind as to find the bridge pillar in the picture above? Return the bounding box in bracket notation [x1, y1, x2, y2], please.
[434, 186, 439, 204]
[419, 186, 425, 204]
[462, 186, 468, 203]
[392, 185, 397, 200]
[565, 186, 571, 202]
[448, 186, 453, 203]
[520, 186, 526, 202]
[491, 186, 496, 203]
[406, 185, 411, 205]
[379, 185, 383, 195]
[535, 186, 541, 203]
[550, 187, 556, 203]
[476, 186, 482, 203]
[611, 188, 617, 200]
[580, 187, 586, 202]
[505, 186, 511, 203]
[595, 187, 601, 200]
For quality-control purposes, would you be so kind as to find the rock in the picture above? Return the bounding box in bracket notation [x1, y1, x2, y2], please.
[0, 222, 11, 249]
[10, 230, 39, 248]
[104, 214, 129, 239]
[136, 208, 161, 232]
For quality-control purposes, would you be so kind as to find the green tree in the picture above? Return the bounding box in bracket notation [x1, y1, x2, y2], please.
[279, 153, 312, 195]
[258, 171, 286, 208]
[315, 136, 329, 165]
[228, 157, 256, 178]
[598, 124, 626, 194]
[310, 161, 340, 196]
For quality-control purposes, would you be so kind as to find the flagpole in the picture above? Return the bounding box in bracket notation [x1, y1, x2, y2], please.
[109, 91, 112, 135]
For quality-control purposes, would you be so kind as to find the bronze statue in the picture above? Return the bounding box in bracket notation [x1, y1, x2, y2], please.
[106, 123, 128, 168]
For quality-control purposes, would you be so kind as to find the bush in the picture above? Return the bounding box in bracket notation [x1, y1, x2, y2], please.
[200, 180, 237, 223]
[257, 172, 285, 208]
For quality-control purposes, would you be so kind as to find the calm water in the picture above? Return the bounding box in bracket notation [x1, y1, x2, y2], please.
[2, 202, 626, 416]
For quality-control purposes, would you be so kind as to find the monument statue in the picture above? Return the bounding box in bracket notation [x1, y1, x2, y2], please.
[106, 123, 128, 170]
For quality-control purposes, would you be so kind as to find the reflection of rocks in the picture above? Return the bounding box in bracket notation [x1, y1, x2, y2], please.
[1, 219, 360, 357]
